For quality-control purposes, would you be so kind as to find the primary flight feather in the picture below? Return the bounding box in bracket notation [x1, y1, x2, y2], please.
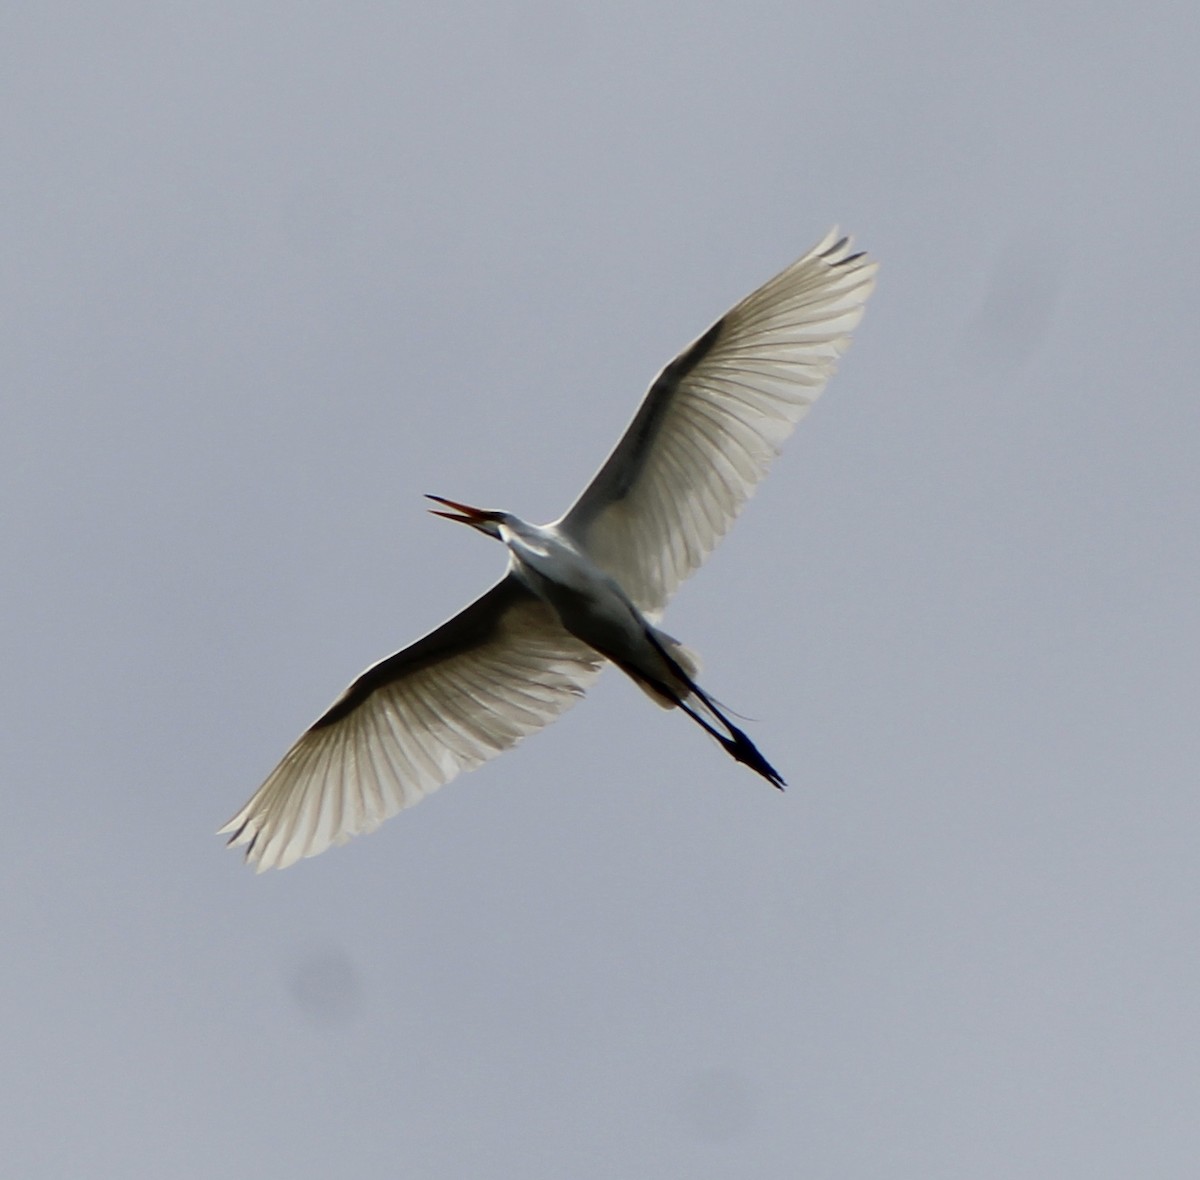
[221, 229, 876, 870]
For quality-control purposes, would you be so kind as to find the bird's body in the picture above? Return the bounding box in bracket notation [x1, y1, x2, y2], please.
[454, 506, 780, 783]
[222, 230, 876, 870]
[498, 516, 679, 700]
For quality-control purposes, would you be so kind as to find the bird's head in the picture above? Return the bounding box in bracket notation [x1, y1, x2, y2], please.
[425, 495, 506, 540]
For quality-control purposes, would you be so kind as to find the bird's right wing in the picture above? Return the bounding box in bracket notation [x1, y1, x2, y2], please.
[220, 576, 604, 871]
[558, 230, 876, 617]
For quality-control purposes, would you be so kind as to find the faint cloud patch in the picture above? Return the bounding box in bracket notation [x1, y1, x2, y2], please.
[959, 238, 1064, 378]
[679, 1065, 757, 1143]
[286, 946, 363, 1029]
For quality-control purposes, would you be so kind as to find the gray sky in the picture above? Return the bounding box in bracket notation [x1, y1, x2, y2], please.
[4, 3, 1198, 1176]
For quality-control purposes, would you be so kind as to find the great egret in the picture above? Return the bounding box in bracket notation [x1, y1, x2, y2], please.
[222, 229, 876, 870]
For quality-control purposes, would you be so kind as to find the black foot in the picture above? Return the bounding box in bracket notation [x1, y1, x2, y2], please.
[721, 724, 786, 790]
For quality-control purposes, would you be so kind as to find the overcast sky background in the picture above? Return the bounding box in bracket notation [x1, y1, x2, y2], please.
[4, 4, 1198, 1177]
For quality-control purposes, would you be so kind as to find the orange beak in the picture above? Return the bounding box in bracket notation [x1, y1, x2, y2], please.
[425, 494, 492, 525]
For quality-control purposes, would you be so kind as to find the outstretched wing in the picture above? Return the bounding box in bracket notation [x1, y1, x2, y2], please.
[558, 230, 876, 616]
[220, 576, 604, 870]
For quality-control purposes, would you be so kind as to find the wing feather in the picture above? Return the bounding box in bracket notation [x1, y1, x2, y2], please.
[220, 576, 604, 870]
[558, 229, 876, 615]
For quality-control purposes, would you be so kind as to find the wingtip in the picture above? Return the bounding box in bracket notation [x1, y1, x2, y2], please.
[811, 226, 877, 276]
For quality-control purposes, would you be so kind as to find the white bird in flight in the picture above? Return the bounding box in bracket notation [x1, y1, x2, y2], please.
[221, 229, 876, 870]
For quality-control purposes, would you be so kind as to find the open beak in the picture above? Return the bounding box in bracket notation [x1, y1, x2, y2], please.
[425, 494, 492, 526]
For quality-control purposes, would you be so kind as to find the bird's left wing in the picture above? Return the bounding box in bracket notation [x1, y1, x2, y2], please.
[557, 230, 876, 617]
[220, 576, 603, 870]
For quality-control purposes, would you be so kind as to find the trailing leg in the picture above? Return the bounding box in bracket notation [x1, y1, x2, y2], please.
[673, 696, 786, 790]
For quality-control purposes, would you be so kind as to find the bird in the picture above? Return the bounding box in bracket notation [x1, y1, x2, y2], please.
[221, 229, 876, 870]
